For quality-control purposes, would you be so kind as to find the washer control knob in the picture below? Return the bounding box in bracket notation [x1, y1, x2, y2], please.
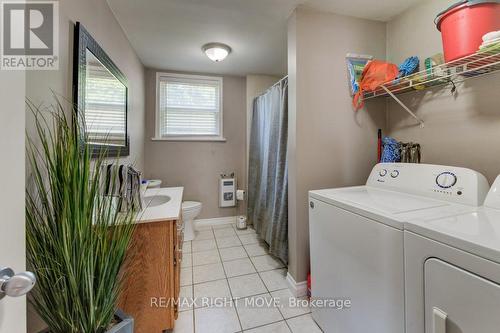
[390, 170, 400, 178]
[436, 172, 457, 189]
[379, 169, 388, 177]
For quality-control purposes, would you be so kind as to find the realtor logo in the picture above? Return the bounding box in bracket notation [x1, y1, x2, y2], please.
[1, 1, 58, 70]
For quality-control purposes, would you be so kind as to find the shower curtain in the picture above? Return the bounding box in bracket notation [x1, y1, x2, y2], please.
[247, 79, 288, 263]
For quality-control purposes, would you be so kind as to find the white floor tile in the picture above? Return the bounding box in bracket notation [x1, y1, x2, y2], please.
[180, 267, 193, 286]
[228, 273, 267, 298]
[195, 224, 214, 231]
[244, 321, 291, 333]
[192, 239, 217, 252]
[179, 285, 193, 312]
[259, 269, 288, 292]
[214, 227, 237, 238]
[174, 310, 194, 333]
[194, 303, 241, 333]
[217, 236, 242, 248]
[212, 223, 235, 229]
[181, 253, 192, 268]
[236, 294, 283, 330]
[234, 226, 256, 235]
[251, 255, 285, 272]
[195, 229, 215, 240]
[183, 241, 192, 254]
[223, 258, 256, 277]
[271, 289, 310, 319]
[286, 314, 322, 333]
[193, 279, 232, 308]
[244, 242, 269, 256]
[193, 263, 225, 284]
[219, 246, 248, 262]
[192, 250, 220, 266]
[239, 233, 261, 245]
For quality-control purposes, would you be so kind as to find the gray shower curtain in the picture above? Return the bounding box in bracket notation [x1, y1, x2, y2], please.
[247, 79, 288, 264]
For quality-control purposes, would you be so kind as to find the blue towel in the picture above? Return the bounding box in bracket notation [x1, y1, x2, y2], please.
[398, 56, 420, 78]
[381, 137, 401, 163]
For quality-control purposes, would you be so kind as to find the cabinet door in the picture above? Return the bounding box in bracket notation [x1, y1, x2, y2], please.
[173, 220, 183, 319]
[425, 258, 500, 333]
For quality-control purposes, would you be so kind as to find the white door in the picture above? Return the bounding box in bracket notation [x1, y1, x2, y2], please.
[0, 67, 27, 331]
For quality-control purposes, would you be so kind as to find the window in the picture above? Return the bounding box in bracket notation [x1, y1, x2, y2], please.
[155, 73, 224, 141]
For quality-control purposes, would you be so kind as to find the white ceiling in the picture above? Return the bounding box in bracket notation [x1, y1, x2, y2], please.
[107, 0, 420, 76]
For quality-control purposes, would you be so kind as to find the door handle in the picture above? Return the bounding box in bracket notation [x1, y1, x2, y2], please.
[0, 267, 36, 300]
[432, 307, 447, 333]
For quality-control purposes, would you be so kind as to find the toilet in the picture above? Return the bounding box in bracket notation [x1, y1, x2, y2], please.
[181, 201, 202, 241]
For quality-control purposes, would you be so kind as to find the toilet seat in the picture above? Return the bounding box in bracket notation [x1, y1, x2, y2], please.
[182, 201, 202, 211]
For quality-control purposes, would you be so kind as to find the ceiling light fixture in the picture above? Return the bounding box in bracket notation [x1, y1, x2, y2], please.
[202, 43, 231, 62]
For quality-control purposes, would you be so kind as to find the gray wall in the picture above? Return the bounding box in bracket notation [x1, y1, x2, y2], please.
[287, 7, 387, 283]
[386, 0, 500, 184]
[144, 69, 247, 219]
[25, 0, 146, 331]
[25, 0, 146, 171]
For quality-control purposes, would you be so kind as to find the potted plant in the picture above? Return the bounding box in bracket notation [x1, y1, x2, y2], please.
[26, 100, 136, 333]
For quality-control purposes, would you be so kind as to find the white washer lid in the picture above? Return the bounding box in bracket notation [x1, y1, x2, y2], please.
[182, 201, 202, 210]
[310, 186, 447, 229]
[406, 207, 500, 264]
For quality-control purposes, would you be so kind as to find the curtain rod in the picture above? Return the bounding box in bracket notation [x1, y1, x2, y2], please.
[255, 75, 288, 99]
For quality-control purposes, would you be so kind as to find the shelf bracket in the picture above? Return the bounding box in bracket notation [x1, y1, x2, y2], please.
[380, 85, 425, 128]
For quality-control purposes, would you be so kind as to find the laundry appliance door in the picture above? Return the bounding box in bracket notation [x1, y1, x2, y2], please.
[425, 258, 500, 333]
[309, 197, 405, 333]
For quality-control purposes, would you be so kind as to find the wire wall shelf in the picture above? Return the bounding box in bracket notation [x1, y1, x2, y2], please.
[363, 47, 500, 127]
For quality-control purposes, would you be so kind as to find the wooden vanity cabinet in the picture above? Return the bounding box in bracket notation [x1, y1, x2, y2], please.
[118, 218, 184, 333]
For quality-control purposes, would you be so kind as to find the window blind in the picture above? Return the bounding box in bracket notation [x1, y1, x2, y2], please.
[158, 76, 222, 137]
[85, 54, 127, 145]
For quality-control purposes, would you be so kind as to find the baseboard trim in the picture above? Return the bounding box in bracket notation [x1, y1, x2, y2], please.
[286, 272, 307, 297]
[194, 216, 237, 228]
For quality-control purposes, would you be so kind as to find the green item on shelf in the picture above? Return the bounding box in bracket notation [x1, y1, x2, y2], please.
[420, 53, 446, 89]
[425, 54, 444, 79]
[480, 41, 500, 52]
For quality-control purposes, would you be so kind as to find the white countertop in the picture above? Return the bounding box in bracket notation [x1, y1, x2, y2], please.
[135, 187, 184, 224]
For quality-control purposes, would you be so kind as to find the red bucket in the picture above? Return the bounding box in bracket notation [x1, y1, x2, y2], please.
[436, 0, 500, 62]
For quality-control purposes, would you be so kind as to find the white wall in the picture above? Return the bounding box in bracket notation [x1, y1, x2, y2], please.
[287, 6, 387, 282]
[386, 0, 500, 183]
[0, 57, 26, 333]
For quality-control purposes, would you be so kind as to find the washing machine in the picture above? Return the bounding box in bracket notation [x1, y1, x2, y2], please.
[309, 163, 489, 333]
[405, 175, 500, 333]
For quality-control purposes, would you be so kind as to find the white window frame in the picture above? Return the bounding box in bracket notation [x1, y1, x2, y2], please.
[153, 72, 225, 142]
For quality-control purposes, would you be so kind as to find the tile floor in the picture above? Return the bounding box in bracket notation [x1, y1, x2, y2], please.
[175, 223, 323, 333]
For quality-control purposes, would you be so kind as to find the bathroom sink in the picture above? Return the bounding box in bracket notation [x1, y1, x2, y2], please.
[144, 195, 171, 207]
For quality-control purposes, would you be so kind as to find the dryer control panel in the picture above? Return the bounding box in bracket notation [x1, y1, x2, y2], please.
[367, 163, 490, 206]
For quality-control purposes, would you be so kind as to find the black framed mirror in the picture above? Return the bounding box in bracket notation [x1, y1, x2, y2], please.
[73, 22, 129, 158]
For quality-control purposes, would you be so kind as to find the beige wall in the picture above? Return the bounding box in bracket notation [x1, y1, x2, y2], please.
[144, 69, 247, 219]
[25, 1, 146, 331]
[287, 7, 387, 282]
[26, 0, 146, 171]
[386, 0, 500, 183]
